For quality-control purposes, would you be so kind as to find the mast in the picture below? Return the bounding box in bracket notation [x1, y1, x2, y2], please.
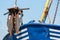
[4, 0, 29, 36]
[14, 0, 17, 7]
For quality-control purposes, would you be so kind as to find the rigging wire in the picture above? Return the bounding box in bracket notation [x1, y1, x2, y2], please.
[47, 0, 53, 24]
[52, 0, 60, 24]
[47, 15, 51, 24]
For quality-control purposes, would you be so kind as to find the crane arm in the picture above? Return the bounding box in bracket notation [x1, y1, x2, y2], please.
[39, 0, 52, 23]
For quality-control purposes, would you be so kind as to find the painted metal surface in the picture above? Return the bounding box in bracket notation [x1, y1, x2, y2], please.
[39, 0, 52, 23]
[3, 23, 60, 40]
